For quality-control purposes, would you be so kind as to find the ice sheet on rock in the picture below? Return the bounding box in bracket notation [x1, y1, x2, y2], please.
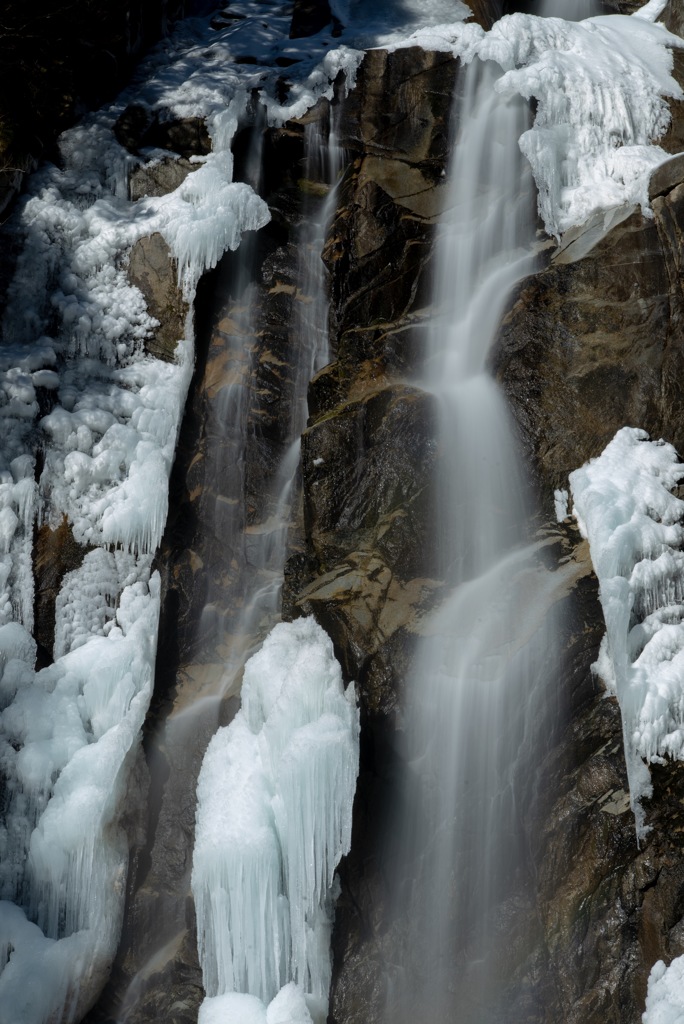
[0, 570, 159, 1024]
[569, 427, 684, 835]
[554, 488, 569, 521]
[192, 618, 359, 1023]
[479, 10, 684, 238]
[54, 548, 150, 659]
[643, 956, 684, 1024]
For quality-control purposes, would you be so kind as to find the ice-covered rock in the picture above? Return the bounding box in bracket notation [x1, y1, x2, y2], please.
[0, 568, 160, 1024]
[643, 956, 684, 1024]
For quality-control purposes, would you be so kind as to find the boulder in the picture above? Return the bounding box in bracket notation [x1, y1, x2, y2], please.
[114, 105, 212, 158]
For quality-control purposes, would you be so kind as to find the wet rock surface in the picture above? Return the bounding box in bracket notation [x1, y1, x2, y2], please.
[286, 37, 684, 1024]
[495, 193, 684, 498]
[275, 45, 461, 1024]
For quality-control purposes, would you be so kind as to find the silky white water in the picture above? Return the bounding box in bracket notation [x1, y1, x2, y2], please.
[386, 56, 560, 1024]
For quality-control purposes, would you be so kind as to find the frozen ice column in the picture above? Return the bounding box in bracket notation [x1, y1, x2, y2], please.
[570, 426, 684, 838]
[192, 617, 360, 1024]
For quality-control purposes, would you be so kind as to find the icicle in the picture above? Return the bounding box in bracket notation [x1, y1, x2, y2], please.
[569, 427, 684, 836]
[192, 619, 359, 1024]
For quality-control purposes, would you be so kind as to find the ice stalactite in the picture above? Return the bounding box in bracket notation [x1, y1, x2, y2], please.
[192, 618, 359, 1024]
[479, 8, 684, 238]
[0, 567, 160, 1024]
[569, 427, 684, 838]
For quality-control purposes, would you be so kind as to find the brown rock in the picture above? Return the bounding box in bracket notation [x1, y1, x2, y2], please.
[339, 47, 458, 172]
[495, 205, 680, 497]
[33, 515, 89, 665]
[114, 105, 211, 159]
[302, 385, 439, 580]
[127, 233, 189, 363]
[129, 156, 197, 201]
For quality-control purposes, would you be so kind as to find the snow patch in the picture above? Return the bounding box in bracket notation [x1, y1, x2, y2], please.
[479, 10, 684, 238]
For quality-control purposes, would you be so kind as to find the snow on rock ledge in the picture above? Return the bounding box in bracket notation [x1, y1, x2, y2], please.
[192, 618, 359, 1024]
[569, 426, 684, 837]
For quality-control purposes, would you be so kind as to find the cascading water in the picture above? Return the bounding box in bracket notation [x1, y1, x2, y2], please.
[109, 109, 345, 1021]
[3, 0, 680, 1020]
[385, 57, 561, 1024]
[298, 110, 344, 377]
[539, 0, 598, 18]
[188, 107, 355, 1024]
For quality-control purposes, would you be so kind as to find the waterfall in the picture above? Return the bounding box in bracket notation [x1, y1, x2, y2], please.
[110, 106, 346, 1020]
[538, 0, 599, 18]
[385, 57, 561, 1024]
[189, 106, 357, 1024]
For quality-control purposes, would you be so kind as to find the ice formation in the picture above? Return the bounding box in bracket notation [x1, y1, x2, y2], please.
[192, 618, 359, 1024]
[569, 427, 684, 835]
[479, 7, 684, 237]
[0, 568, 159, 1024]
[342, 0, 684, 240]
[643, 956, 684, 1024]
[0, 3, 370, 1019]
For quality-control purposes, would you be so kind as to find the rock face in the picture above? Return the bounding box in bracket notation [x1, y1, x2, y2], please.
[280, 27, 684, 1024]
[495, 183, 684, 501]
[127, 233, 189, 362]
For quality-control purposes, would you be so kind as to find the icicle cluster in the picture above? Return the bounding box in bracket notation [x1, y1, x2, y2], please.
[0, 569, 159, 1024]
[192, 618, 359, 1024]
[569, 427, 684, 836]
[479, 7, 684, 237]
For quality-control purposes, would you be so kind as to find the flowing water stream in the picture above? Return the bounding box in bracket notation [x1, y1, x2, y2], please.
[385, 53, 563, 1024]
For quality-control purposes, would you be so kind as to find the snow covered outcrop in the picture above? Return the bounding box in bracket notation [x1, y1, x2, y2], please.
[569, 427, 684, 836]
[479, 7, 684, 238]
[192, 618, 359, 1024]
